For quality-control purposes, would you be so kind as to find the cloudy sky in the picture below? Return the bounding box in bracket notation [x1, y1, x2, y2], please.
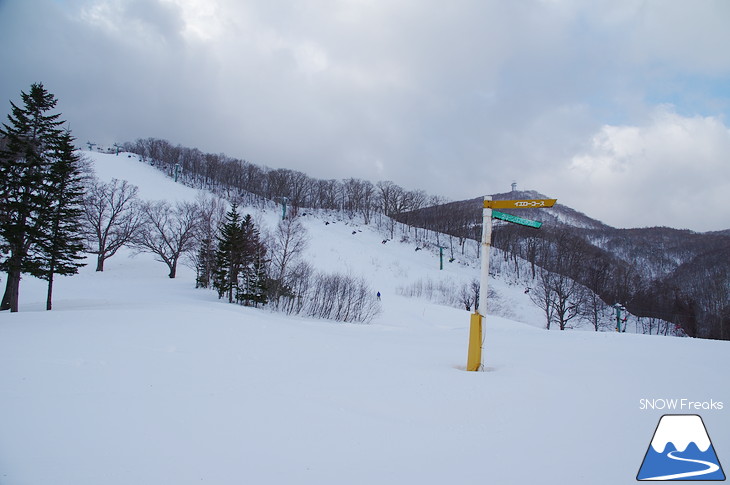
[2, 0, 729, 231]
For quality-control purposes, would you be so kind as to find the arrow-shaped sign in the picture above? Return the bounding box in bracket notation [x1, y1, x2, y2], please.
[492, 210, 542, 228]
[484, 198, 557, 209]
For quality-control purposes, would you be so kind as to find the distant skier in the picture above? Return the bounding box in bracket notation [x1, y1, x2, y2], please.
[377, 291, 381, 301]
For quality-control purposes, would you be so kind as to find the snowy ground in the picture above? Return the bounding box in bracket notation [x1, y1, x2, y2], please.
[0, 152, 728, 484]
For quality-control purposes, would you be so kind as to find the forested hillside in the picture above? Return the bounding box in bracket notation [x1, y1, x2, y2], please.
[119, 138, 729, 340]
[397, 191, 730, 340]
[121, 138, 433, 217]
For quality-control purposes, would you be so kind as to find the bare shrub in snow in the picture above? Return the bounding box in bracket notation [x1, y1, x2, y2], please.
[303, 272, 380, 323]
[272, 266, 379, 324]
[459, 279, 480, 312]
[397, 276, 500, 315]
[275, 261, 313, 316]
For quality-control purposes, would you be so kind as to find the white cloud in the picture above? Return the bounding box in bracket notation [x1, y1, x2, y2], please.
[79, 0, 185, 47]
[628, 1, 730, 75]
[547, 107, 730, 231]
[160, 0, 227, 42]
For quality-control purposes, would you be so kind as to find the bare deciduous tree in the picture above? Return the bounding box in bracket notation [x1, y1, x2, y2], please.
[584, 257, 611, 331]
[134, 200, 200, 278]
[268, 216, 309, 303]
[83, 178, 143, 272]
[550, 273, 586, 330]
[459, 279, 480, 311]
[529, 268, 557, 330]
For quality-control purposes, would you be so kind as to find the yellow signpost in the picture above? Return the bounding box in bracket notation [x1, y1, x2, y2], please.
[483, 198, 557, 209]
[467, 196, 556, 371]
[466, 313, 483, 371]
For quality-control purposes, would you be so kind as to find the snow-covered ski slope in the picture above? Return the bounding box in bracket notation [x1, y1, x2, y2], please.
[0, 151, 727, 485]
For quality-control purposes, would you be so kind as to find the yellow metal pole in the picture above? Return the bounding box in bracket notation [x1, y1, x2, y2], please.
[467, 312, 482, 371]
[467, 195, 491, 371]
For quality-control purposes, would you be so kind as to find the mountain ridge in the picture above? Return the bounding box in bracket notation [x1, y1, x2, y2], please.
[393, 190, 730, 339]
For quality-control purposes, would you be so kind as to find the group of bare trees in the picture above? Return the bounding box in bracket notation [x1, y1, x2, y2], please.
[527, 234, 590, 330]
[397, 276, 481, 313]
[81, 178, 200, 279]
[122, 138, 431, 225]
[299, 272, 380, 323]
[631, 246, 730, 339]
[78, 173, 380, 322]
[264, 217, 380, 323]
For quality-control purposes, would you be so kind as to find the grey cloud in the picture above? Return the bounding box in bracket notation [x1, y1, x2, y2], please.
[1, 0, 729, 231]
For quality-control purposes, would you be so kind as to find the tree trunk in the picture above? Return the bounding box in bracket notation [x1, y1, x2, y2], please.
[96, 254, 105, 272]
[46, 274, 54, 311]
[0, 280, 10, 311]
[1, 268, 21, 312]
[168, 260, 177, 279]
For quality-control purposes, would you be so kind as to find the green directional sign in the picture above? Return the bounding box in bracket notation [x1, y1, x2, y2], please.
[492, 210, 542, 228]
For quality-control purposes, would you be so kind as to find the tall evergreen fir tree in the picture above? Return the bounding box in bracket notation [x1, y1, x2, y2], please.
[248, 241, 269, 307]
[211, 206, 270, 307]
[236, 214, 268, 307]
[212, 204, 244, 303]
[0, 83, 65, 312]
[195, 237, 215, 289]
[235, 213, 255, 305]
[36, 130, 87, 310]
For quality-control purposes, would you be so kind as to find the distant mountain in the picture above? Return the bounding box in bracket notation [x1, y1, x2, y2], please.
[397, 190, 609, 234]
[393, 190, 730, 340]
[491, 189, 610, 230]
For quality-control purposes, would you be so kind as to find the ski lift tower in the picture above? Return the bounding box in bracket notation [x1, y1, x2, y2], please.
[276, 196, 289, 220]
[614, 303, 627, 332]
[437, 245, 447, 270]
[173, 163, 182, 182]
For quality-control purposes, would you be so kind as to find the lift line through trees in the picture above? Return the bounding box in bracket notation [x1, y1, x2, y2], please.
[467, 196, 557, 371]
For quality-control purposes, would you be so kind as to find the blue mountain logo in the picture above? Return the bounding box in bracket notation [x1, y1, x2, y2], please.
[637, 414, 725, 481]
